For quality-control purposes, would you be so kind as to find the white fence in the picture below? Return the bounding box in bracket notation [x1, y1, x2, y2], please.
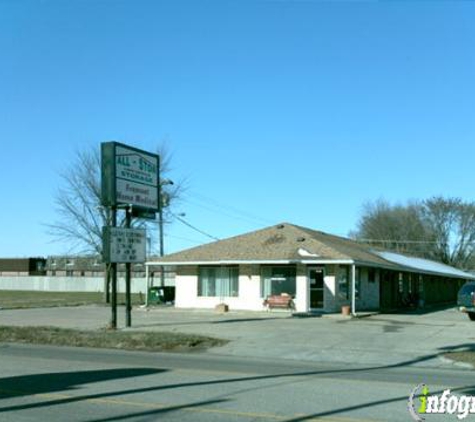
[0, 276, 149, 294]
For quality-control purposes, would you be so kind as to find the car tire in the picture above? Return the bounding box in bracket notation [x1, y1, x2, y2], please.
[468, 312, 475, 321]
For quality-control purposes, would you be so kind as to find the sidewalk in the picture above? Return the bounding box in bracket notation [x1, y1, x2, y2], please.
[0, 305, 471, 369]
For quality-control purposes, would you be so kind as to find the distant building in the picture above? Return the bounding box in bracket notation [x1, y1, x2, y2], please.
[46, 256, 106, 277]
[0, 258, 46, 276]
[46, 256, 146, 278]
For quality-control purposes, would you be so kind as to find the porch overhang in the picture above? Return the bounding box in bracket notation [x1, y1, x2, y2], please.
[145, 259, 356, 267]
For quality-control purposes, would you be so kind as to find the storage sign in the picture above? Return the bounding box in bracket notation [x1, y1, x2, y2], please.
[103, 227, 146, 263]
[101, 142, 160, 210]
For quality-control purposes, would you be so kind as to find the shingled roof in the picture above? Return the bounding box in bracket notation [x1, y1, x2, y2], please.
[152, 223, 398, 267]
[149, 223, 475, 279]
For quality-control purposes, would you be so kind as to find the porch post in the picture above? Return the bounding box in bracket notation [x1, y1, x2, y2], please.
[351, 264, 356, 316]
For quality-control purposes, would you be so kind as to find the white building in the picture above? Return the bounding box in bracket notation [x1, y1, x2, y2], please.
[147, 223, 473, 313]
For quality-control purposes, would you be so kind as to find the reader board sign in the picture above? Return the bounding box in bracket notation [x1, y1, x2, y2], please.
[103, 227, 146, 263]
[101, 142, 160, 210]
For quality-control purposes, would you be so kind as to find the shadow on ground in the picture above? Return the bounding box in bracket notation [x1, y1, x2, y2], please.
[380, 303, 456, 316]
[0, 367, 165, 400]
[0, 340, 474, 421]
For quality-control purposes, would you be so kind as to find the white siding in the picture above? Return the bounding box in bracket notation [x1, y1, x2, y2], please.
[295, 264, 308, 312]
[173, 263, 382, 313]
[175, 265, 267, 311]
[174, 266, 199, 308]
[323, 273, 337, 312]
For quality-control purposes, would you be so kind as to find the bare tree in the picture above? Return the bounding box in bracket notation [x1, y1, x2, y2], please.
[352, 196, 475, 269]
[47, 143, 182, 255]
[423, 196, 475, 268]
[351, 199, 434, 257]
[47, 148, 105, 254]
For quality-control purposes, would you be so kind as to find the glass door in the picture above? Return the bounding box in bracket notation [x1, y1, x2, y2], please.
[308, 267, 324, 309]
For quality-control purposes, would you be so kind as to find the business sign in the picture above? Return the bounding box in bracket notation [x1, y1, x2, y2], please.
[101, 142, 160, 210]
[103, 227, 146, 263]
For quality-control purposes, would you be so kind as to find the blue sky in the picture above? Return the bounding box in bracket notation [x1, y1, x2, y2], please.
[1, 0, 474, 257]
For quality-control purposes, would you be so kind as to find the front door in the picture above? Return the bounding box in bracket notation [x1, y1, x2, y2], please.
[309, 267, 324, 309]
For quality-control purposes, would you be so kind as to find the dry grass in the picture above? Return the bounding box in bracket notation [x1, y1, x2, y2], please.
[0, 326, 227, 352]
[0, 291, 144, 309]
[444, 352, 475, 366]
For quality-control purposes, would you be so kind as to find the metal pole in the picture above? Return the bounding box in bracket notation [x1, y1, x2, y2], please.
[104, 207, 111, 304]
[125, 207, 132, 327]
[158, 180, 165, 287]
[145, 262, 150, 307]
[351, 264, 356, 317]
[104, 263, 111, 304]
[111, 206, 118, 329]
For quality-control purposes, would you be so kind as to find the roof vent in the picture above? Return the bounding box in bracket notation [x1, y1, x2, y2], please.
[276, 224, 285, 229]
[297, 237, 306, 242]
[298, 248, 319, 258]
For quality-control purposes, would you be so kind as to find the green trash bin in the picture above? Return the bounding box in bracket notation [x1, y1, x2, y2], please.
[148, 287, 162, 304]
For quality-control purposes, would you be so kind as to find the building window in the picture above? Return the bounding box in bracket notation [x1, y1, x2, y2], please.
[198, 266, 239, 297]
[338, 266, 349, 300]
[260, 266, 296, 298]
[66, 270, 73, 277]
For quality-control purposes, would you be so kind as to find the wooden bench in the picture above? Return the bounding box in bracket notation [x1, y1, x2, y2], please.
[263, 295, 295, 310]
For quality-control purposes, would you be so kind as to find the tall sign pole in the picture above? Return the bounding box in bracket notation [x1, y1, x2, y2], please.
[125, 206, 132, 328]
[110, 206, 118, 329]
[101, 141, 159, 329]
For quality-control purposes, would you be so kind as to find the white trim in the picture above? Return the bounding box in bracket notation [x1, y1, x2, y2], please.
[145, 259, 355, 267]
[351, 264, 356, 317]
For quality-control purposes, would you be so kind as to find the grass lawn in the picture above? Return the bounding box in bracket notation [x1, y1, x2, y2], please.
[0, 290, 145, 309]
[0, 325, 227, 352]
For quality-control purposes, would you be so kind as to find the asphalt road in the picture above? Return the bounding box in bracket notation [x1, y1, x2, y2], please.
[1, 305, 473, 369]
[0, 343, 472, 422]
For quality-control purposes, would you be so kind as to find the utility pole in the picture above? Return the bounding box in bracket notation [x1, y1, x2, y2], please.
[158, 179, 173, 286]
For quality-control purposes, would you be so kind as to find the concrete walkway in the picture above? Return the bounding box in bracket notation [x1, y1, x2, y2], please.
[0, 305, 472, 369]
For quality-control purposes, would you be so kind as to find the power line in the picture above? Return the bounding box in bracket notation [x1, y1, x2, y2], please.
[356, 239, 441, 245]
[164, 234, 206, 245]
[186, 191, 274, 226]
[356, 238, 475, 245]
[184, 197, 264, 226]
[171, 213, 220, 241]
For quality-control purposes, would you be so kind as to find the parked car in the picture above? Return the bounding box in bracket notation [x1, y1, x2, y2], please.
[457, 282, 475, 321]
